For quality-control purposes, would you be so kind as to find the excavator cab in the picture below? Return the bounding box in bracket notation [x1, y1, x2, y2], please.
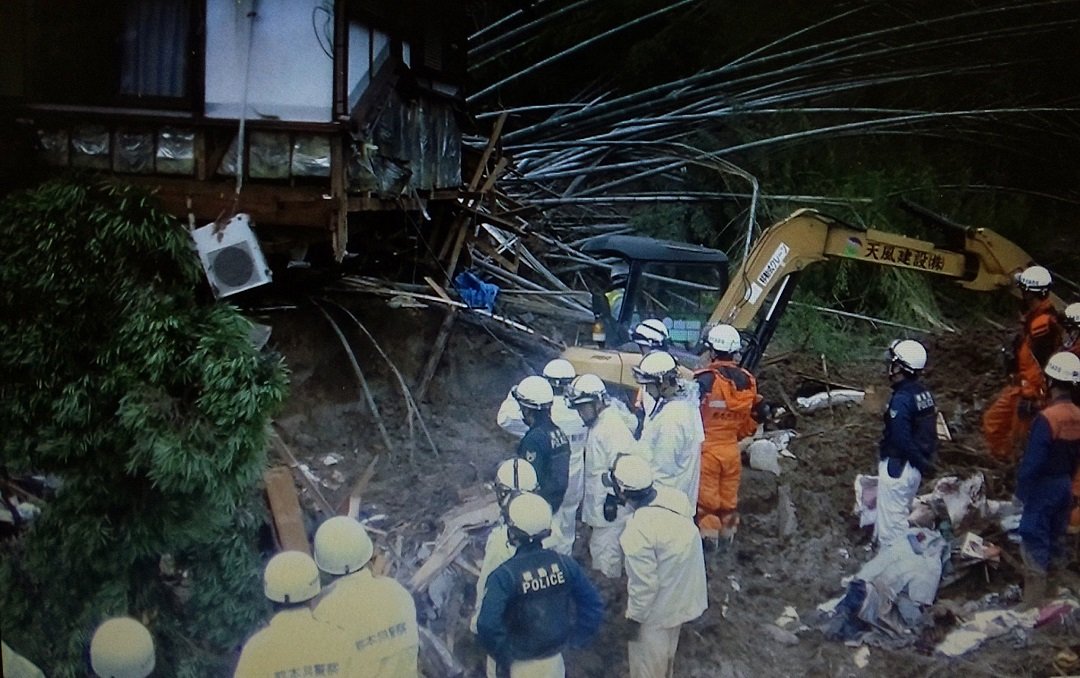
[581, 234, 730, 351]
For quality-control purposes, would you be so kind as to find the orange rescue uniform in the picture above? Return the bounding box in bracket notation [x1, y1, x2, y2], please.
[695, 360, 758, 537]
[982, 298, 1063, 460]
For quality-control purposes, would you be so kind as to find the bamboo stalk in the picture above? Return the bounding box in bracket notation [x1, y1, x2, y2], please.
[312, 302, 396, 455]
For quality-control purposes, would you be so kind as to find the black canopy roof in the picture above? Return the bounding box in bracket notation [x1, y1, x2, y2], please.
[582, 234, 729, 265]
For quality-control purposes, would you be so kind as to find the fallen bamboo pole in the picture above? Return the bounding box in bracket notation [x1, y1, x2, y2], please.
[312, 302, 396, 455]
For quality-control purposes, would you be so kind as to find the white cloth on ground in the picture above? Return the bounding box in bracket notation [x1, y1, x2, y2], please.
[857, 527, 946, 606]
[873, 459, 921, 548]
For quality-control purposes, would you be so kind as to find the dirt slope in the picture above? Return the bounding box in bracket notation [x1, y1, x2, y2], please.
[267, 298, 1078, 678]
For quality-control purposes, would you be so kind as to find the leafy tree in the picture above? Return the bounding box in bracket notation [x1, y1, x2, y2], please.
[0, 179, 289, 676]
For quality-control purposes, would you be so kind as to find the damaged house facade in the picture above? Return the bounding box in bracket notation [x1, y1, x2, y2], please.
[0, 0, 467, 266]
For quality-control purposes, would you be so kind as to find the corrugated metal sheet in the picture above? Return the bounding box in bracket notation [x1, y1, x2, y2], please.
[353, 87, 461, 193]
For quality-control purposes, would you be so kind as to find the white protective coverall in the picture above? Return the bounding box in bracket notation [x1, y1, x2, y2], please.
[234, 608, 355, 678]
[581, 404, 639, 578]
[471, 524, 517, 678]
[619, 486, 708, 678]
[637, 381, 705, 507]
[874, 459, 922, 549]
[497, 391, 587, 554]
[313, 569, 419, 678]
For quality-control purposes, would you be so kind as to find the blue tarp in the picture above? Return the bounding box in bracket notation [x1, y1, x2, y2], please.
[453, 270, 499, 311]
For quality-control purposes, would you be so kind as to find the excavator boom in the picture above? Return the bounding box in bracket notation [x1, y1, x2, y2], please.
[713, 209, 1042, 369]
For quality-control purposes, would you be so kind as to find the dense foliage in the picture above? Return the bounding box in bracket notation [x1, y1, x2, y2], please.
[0, 179, 289, 676]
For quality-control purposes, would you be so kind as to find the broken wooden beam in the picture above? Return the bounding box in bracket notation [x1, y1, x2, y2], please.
[418, 625, 466, 678]
[414, 308, 458, 403]
[263, 466, 311, 555]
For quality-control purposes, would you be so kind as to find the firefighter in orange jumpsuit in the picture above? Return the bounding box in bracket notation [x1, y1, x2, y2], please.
[694, 324, 760, 548]
[982, 265, 1063, 461]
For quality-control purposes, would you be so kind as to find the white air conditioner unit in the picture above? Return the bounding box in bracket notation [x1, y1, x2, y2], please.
[191, 213, 272, 298]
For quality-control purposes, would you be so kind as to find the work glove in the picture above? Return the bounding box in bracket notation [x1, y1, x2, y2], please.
[1017, 398, 1040, 420]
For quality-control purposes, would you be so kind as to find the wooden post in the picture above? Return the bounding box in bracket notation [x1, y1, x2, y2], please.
[414, 309, 458, 403]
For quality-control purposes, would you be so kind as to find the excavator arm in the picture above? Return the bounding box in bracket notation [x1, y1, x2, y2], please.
[709, 208, 1042, 370]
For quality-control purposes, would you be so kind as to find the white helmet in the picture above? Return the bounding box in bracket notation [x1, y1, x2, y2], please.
[504, 492, 553, 541]
[495, 458, 539, 493]
[631, 319, 670, 349]
[566, 373, 608, 407]
[90, 617, 155, 678]
[632, 351, 678, 384]
[1064, 303, 1080, 329]
[512, 375, 555, 410]
[313, 516, 374, 575]
[888, 339, 927, 373]
[609, 454, 654, 493]
[542, 359, 576, 387]
[1045, 351, 1080, 384]
[705, 324, 742, 353]
[1017, 265, 1052, 293]
[263, 551, 321, 604]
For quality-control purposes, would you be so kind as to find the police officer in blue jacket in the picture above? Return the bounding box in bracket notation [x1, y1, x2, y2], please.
[476, 492, 603, 678]
[512, 376, 571, 513]
[876, 339, 937, 548]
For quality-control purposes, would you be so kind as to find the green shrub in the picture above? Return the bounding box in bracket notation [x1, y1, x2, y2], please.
[0, 179, 288, 676]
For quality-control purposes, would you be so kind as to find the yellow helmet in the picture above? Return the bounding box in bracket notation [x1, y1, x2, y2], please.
[263, 551, 321, 604]
[313, 516, 374, 575]
[89, 617, 155, 678]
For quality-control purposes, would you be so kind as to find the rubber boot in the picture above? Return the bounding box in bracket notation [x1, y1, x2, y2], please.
[1020, 544, 1047, 610]
[1022, 570, 1047, 610]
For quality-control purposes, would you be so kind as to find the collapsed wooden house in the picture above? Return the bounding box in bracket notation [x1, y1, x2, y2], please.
[0, 0, 474, 269]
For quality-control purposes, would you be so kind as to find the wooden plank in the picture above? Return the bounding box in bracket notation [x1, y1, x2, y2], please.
[472, 235, 519, 274]
[270, 429, 335, 516]
[409, 529, 469, 593]
[263, 466, 311, 554]
[414, 308, 457, 403]
[418, 624, 466, 678]
[342, 454, 380, 517]
[468, 112, 508, 192]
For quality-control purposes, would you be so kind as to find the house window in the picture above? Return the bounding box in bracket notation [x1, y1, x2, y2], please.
[24, 0, 192, 107]
[120, 0, 192, 100]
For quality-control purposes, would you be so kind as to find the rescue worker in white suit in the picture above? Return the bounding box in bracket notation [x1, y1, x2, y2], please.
[89, 617, 155, 678]
[608, 454, 707, 678]
[632, 351, 705, 506]
[565, 373, 639, 578]
[312, 516, 419, 677]
[497, 360, 586, 555]
[472, 458, 542, 678]
[234, 551, 354, 677]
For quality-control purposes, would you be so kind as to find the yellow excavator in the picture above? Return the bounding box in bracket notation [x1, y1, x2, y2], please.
[563, 202, 1043, 386]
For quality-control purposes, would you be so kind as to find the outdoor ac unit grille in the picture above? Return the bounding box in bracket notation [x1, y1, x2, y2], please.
[191, 214, 272, 298]
[208, 242, 257, 289]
